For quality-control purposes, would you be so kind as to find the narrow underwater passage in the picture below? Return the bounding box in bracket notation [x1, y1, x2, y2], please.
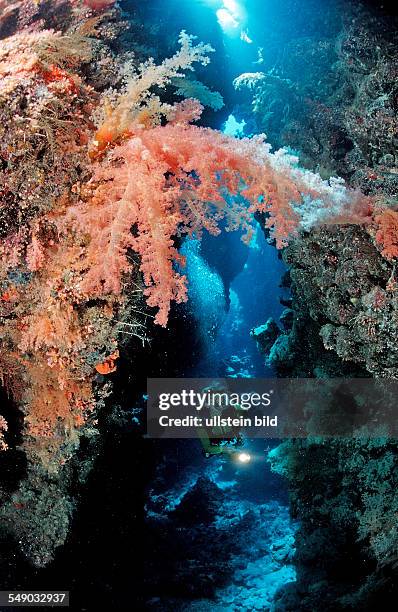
[209, 229, 287, 378]
[141, 2, 298, 607]
[144, 231, 296, 610]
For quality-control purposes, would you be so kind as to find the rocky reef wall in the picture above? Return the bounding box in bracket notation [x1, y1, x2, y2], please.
[250, 2, 398, 609]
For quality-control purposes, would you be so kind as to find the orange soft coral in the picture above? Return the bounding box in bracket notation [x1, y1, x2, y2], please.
[374, 209, 398, 260]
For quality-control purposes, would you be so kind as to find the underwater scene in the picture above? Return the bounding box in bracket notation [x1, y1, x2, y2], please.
[0, 0, 398, 610]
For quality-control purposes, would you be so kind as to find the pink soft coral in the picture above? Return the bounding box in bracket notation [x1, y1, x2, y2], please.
[69, 106, 363, 326]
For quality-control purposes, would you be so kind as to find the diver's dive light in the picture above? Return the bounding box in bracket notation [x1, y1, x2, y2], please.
[237, 452, 251, 463]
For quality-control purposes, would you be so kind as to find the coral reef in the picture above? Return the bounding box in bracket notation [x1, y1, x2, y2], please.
[235, 1, 398, 199]
[0, 0, 151, 565]
[1, 5, 398, 611]
[0, 0, 374, 484]
[0, 0, 367, 567]
[264, 222, 398, 608]
[246, 3, 398, 609]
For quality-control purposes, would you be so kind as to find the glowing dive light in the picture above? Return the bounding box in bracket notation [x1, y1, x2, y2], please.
[237, 452, 251, 463]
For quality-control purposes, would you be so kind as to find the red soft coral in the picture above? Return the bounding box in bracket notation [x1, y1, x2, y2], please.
[83, 0, 115, 11]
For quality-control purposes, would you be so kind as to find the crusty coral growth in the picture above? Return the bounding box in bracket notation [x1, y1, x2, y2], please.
[0, 21, 107, 458]
[33, 31, 93, 70]
[0, 414, 8, 451]
[0, 1, 154, 567]
[26, 233, 45, 272]
[0, 30, 96, 240]
[374, 209, 398, 260]
[0, 30, 49, 94]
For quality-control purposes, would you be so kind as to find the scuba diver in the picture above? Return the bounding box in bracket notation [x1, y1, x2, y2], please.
[196, 382, 247, 458]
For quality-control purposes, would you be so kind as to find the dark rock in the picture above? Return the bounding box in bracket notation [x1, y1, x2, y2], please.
[250, 318, 281, 356]
[171, 477, 225, 526]
[280, 308, 294, 331]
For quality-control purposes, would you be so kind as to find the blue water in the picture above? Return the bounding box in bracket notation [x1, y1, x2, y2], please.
[182, 228, 286, 377]
[216, 229, 287, 377]
[150, 98, 294, 612]
[141, 1, 299, 607]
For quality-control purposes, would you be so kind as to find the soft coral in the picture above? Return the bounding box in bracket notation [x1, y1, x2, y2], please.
[69, 111, 363, 326]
